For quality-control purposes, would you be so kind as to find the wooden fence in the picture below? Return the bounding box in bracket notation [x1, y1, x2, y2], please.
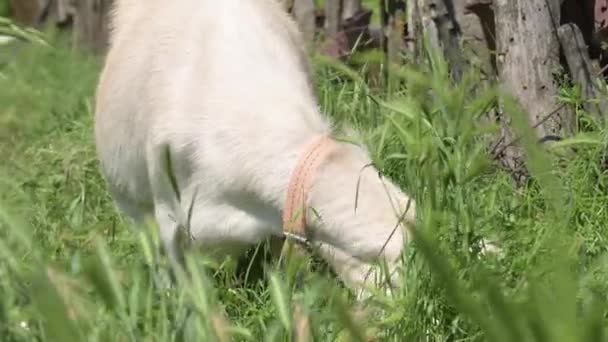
[10, 1, 608, 70]
[8, 0, 385, 57]
[6, 0, 608, 182]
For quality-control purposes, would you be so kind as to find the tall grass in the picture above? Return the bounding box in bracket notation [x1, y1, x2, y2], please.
[1, 29, 608, 341]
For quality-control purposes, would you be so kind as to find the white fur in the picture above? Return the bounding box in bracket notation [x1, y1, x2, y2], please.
[94, 0, 416, 293]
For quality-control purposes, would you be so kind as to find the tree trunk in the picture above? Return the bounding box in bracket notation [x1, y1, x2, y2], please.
[72, 0, 114, 55]
[494, 0, 565, 184]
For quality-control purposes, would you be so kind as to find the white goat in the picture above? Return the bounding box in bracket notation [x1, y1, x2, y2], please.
[94, 0, 416, 293]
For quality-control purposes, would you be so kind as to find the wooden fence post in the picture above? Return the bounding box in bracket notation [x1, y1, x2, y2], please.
[461, 0, 496, 79]
[325, 0, 342, 36]
[385, 1, 406, 90]
[50, 0, 74, 26]
[386, 1, 406, 65]
[405, 0, 420, 57]
[558, 23, 608, 122]
[494, 0, 565, 184]
[72, 0, 114, 55]
[415, 0, 464, 79]
[10, 0, 45, 27]
[342, 0, 361, 20]
[10, 0, 75, 28]
[293, 0, 316, 47]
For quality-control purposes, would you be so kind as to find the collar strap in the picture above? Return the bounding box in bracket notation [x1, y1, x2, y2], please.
[282, 135, 337, 238]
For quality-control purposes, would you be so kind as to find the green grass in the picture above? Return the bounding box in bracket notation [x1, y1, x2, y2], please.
[1, 29, 608, 341]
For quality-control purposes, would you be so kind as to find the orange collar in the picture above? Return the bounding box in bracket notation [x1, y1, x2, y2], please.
[282, 135, 337, 240]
